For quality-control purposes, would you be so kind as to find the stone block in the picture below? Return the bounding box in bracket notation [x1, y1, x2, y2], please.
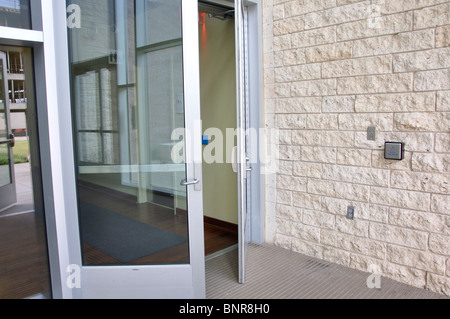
[274, 15, 304, 36]
[436, 25, 450, 48]
[435, 133, 450, 153]
[414, 69, 450, 91]
[369, 223, 428, 250]
[301, 146, 337, 164]
[275, 113, 307, 129]
[355, 92, 435, 113]
[437, 91, 450, 112]
[323, 95, 355, 113]
[282, 48, 306, 66]
[412, 153, 450, 173]
[307, 114, 339, 130]
[322, 55, 392, 78]
[291, 26, 336, 48]
[276, 203, 303, 222]
[414, 3, 450, 30]
[429, 234, 450, 256]
[320, 229, 386, 259]
[274, 63, 321, 82]
[290, 221, 321, 242]
[284, 0, 337, 17]
[337, 74, 413, 94]
[277, 174, 308, 192]
[302, 209, 336, 230]
[337, 148, 372, 167]
[394, 47, 450, 72]
[291, 78, 337, 96]
[276, 97, 322, 113]
[305, 42, 352, 63]
[353, 29, 435, 57]
[335, 215, 370, 237]
[293, 191, 322, 210]
[339, 113, 393, 131]
[293, 161, 323, 178]
[307, 179, 370, 202]
[291, 130, 321, 146]
[431, 194, 450, 215]
[323, 164, 390, 186]
[394, 112, 450, 131]
[426, 273, 450, 296]
[386, 245, 445, 275]
[391, 170, 449, 194]
[336, 11, 412, 41]
[389, 207, 450, 235]
[370, 186, 430, 211]
[304, 1, 371, 30]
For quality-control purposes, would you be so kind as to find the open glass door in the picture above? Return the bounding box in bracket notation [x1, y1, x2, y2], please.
[0, 51, 17, 211]
[67, 0, 204, 299]
[235, 0, 251, 284]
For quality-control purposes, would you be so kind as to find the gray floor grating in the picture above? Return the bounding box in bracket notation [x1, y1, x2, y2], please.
[206, 243, 448, 299]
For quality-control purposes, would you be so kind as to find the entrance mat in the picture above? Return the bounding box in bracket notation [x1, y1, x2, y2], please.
[79, 202, 188, 263]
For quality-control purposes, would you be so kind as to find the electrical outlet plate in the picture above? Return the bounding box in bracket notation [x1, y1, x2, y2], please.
[367, 127, 376, 141]
[347, 206, 355, 220]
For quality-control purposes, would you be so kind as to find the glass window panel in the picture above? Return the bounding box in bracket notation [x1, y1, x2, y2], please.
[136, 0, 183, 48]
[0, 143, 11, 187]
[0, 47, 51, 299]
[0, 60, 11, 187]
[78, 132, 102, 164]
[0, 0, 31, 29]
[75, 72, 101, 131]
[68, 0, 189, 266]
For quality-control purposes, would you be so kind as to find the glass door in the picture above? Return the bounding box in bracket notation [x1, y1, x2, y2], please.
[67, 0, 204, 298]
[0, 51, 17, 210]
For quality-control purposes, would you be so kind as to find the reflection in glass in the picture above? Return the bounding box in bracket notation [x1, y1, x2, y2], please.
[0, 0, 31, 29]
[0, 60, 12, 188]
[68, 0, 189, 266]
[0, 47, 51, 299]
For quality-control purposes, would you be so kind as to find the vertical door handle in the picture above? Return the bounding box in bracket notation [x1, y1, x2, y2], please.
[231, 146, 238, 173]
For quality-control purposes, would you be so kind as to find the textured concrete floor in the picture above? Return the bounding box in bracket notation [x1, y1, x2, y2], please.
[206, 243, 448, 299]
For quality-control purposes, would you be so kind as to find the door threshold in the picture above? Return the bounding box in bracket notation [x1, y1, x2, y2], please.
[205, 244, 238, 262]
[0, 205, 34, 218]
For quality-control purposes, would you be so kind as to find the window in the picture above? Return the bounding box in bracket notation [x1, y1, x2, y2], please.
[0, 0, 31, 29]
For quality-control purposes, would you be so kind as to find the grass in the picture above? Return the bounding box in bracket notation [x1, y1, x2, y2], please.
[0, 140, 29, 165]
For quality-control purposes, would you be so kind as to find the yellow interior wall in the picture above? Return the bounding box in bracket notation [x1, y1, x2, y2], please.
[199, 13, 238, 225]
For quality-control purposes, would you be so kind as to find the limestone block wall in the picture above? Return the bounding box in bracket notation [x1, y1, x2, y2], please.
[262, 0, 450, 296]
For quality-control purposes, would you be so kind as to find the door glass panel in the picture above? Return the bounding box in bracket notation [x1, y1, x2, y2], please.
[67, 0, 189, 266]
[0, 47, 51, 299]
[0, 0, 31, 29]
[0, 60, 12, 188]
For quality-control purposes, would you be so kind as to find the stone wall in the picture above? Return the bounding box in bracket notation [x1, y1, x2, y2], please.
[263, 0, 450, 295]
